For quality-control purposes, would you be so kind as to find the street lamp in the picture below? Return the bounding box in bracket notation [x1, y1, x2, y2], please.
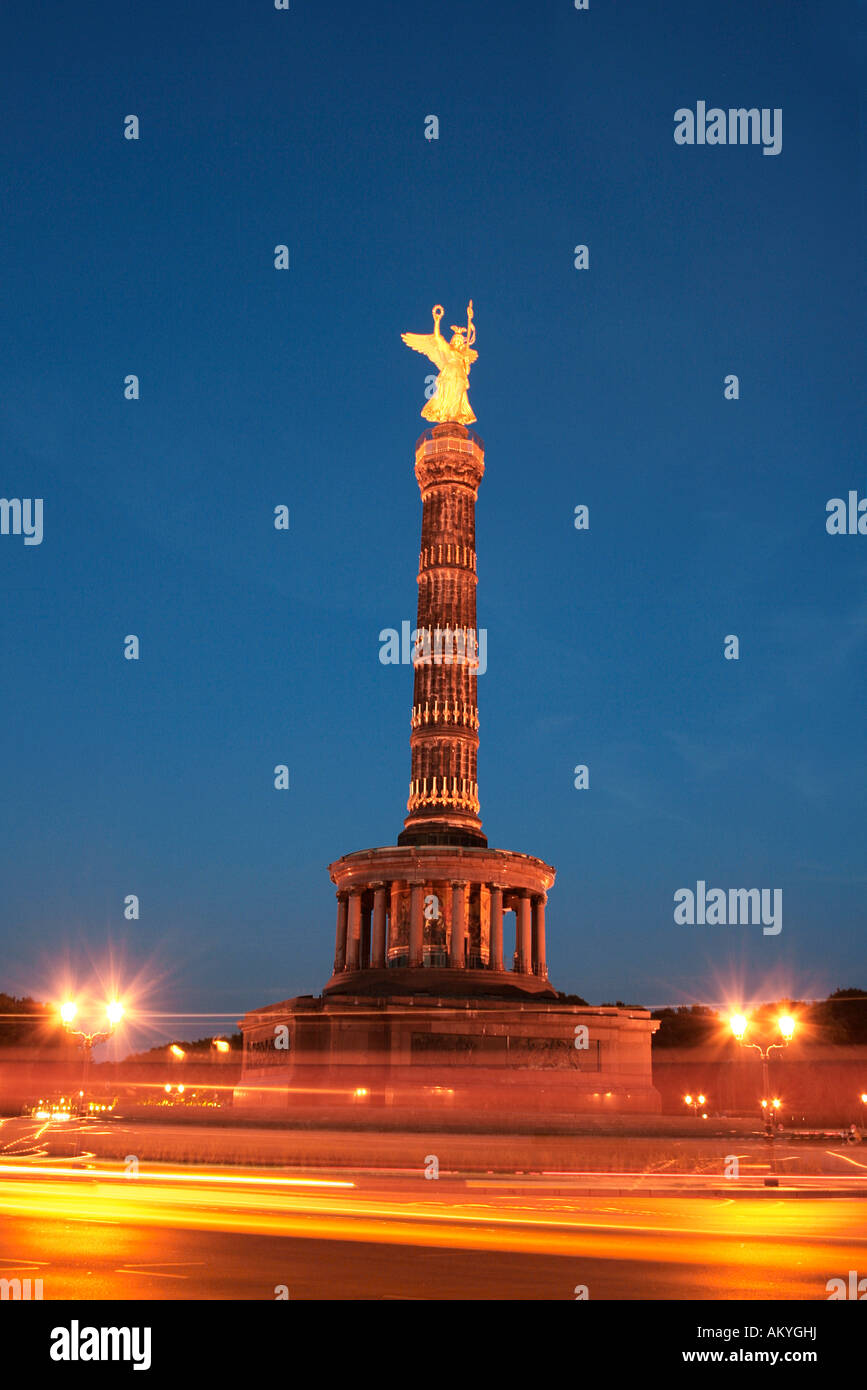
[730, 1011, 795, 1139]
[59, 1000, 125, 1115]
[684, 1093, 708, 1119]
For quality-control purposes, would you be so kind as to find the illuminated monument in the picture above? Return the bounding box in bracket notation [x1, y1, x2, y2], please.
[325, 302, 554, 998]
[237, 304, 659, 1117]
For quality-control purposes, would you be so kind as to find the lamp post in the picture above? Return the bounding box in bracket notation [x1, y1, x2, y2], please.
[730, 1012, 795, 1155]
[60, 1000, 125, 1116]
[683, 1093, 708, 1120]
[167, 1044, 186, 1099]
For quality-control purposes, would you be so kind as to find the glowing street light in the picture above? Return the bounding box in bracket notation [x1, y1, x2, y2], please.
[730, 1010, 796, 1143]
[169, 1044, 185, 1060]
[212, 1039, 230, 1054]
[58, 998, 127, 1115]
[684, 1093, 709, 1119]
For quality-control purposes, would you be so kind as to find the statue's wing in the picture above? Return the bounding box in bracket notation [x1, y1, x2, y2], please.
[401, 331, 449, 370]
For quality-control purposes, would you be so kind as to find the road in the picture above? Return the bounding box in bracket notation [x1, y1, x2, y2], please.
[0, 1158, 864, 1299]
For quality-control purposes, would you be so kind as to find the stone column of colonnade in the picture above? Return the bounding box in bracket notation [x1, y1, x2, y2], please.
[449, 882, 467, 967]
[371, 882, 387, 969]
[334, 892, 347, 972]
[346, 889, 361, 970]
[489, 884, 504, 971]
[389, 882, 402, 962]
[409, 881, 424, 966]
[532, 894, 547, 979]
[333, 879, 548, 977]
[515, 891, 532, 974]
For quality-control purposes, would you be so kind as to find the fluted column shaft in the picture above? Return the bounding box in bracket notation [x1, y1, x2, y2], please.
[334, 893, 348, 972]
[389, 882, 402, 961]
[532, 895, 547, 978]
[409, 882, 424, 966]
[360, 896, 372, 969]
[450, 882, 467, 967]
[371, 884, 387, 969]
[515, 892, 532, 973]
[346, 889, 362, 971]
[400, 424, 487, 847]
[489, 885, 504, 971]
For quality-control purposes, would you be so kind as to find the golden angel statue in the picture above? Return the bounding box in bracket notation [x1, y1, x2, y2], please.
[401, 301, 478, 424]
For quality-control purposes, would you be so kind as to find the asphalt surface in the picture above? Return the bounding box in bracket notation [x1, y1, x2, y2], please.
[0, 1158, 864, 1300]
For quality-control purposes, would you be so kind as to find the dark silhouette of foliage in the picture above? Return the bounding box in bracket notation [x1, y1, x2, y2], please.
[0, 994, 58, 1047]
[651, 1005, 720, 1048]
[811, 989, 867, 1045]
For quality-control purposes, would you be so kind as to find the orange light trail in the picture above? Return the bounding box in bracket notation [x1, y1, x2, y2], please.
[0, 1170, 865, 1264]
[0, 1162, 354, 1189]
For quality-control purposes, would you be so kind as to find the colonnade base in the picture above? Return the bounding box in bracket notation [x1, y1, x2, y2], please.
[325, 843, 556, 998]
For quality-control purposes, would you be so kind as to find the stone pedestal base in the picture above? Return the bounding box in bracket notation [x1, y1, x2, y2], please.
[235, 994, 661, 1120]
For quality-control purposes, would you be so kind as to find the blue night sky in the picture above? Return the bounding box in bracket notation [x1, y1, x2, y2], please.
[0, 1, 862, 1044]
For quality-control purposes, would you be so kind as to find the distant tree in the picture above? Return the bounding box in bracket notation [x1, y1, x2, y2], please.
[651, 1005, 720, 1048]
[812, 989, 867, 1045]
[0, 994, 57, 1047]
